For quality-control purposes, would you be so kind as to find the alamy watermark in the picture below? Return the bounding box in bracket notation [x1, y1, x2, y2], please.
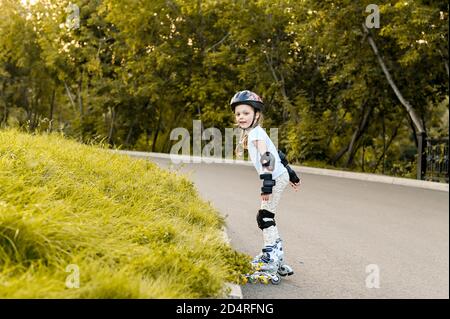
[365, 4, 380, 29]
[169, 120, 278, 164]
[365, 264, 380, 289]
[65, 3, 80, 30]
[65, 264, 80, 289]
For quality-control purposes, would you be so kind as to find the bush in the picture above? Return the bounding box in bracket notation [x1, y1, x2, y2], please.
[0, 129, 250, 298]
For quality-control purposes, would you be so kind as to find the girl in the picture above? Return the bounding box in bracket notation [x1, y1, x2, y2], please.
[231, 90, 301, 280]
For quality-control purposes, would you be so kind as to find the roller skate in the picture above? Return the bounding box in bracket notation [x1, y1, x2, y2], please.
[274, 239, 294, 277]
[244, 246, 281, 285]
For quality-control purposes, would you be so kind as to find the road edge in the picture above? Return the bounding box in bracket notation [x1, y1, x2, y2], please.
[221, 227, 244, 299]
[112, 150, 449, 192]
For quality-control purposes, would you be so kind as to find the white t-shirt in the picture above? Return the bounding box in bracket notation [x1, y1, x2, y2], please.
[247, 125, 287, 179]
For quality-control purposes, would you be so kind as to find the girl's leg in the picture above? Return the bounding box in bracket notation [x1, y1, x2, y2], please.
[260, 170, 289, 247]
[253, 170, 294, 276]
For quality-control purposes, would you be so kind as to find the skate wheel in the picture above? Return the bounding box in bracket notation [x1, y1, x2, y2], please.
[259, 276, 269, 285]
[271, 275, 281, 285]
[278, 265, 294, 277]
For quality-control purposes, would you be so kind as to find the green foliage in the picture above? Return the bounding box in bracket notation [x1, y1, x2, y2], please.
[0, 0, 448, 178]
[0, 129, 250, 298]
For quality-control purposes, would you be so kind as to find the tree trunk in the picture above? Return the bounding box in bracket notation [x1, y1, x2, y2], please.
[78, 75, 84, 141]
[361, 143, 365, 172]
[64, 81, 76, 111]
[326, 109, 348, 147]
[332, 144, 350, 165]
[373, 120, 401, 173]
[2, 102, 8, 127]
[33, 111, 38, 129]
[152, 106, 162, 152]
[346, 104, 373, 167]
[23, 86, 31, 126]
[264, 52, 298, 122]
[49, 88, 56, 132]
[107, 106, 116, 146]
[206, 32, 230, 52]
[146, 127, 150, 150]
[444, 60, 449, 78]
[151, 127, 160, 152]
[125, 116, 138, 147]
[362, 23, 425, 134]
[78, 75, 83, 116]
[438, 49, 449, 78]
[408, 115, 418, 148]
[1, 81, 7, 127]
[162, 108, 185, 153]
[332, 102, 371, 165]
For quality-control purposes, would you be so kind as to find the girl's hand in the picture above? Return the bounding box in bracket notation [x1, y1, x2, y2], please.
[290, 181, 301, 191]
[261, 194, 270, 201]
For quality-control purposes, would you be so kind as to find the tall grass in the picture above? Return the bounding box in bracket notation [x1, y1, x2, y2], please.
[0, 129, 250, 298]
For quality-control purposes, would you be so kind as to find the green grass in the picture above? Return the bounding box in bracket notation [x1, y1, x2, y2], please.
[0, 129, 251, 298]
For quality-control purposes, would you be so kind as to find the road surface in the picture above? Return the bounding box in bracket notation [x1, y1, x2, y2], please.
[144, 156, 449, 299]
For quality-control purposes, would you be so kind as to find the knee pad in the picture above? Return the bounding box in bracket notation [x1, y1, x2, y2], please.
[256, 209, 276, 230]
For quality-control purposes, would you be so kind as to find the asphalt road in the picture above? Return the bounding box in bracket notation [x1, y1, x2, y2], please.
[146, 156, 449, 299]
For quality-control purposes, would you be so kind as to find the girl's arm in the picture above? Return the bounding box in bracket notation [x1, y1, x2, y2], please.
[253, 139, 267, 153]
[253, 139, 274, 202]
[252, 140, 271, 173]
[254, 140, 301, 193]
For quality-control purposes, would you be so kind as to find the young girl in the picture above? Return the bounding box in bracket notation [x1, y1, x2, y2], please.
[231, 90, 301, 281]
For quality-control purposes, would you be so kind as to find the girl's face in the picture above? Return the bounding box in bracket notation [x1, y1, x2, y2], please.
[234, 104, 259, 129]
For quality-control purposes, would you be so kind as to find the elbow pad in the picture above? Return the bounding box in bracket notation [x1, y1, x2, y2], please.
[260, 151, 275, 171]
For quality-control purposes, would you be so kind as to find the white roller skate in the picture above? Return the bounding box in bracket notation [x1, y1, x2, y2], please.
[274, 239, 294, 277]
[245, 246, 281, 285]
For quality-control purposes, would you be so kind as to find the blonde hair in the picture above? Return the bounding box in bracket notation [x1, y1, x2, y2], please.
[235, 112, 264, 157]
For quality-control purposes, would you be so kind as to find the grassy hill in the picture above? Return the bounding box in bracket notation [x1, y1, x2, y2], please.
[0, 129, 250, 298]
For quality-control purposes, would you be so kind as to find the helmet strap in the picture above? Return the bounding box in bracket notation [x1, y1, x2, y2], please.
[244, 112, 257, 131]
